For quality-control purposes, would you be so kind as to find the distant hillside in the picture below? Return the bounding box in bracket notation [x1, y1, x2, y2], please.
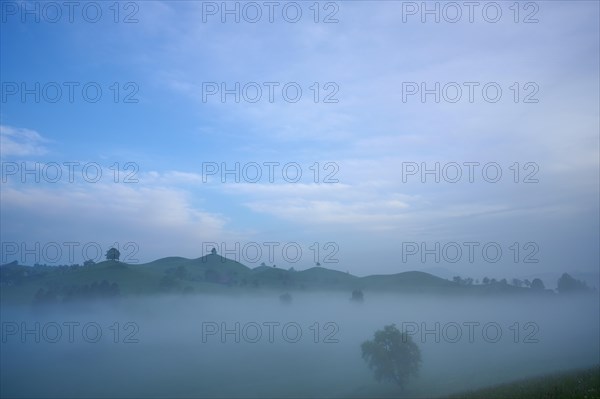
[0, 254, 571, 305]
[362, 271, 457, 293]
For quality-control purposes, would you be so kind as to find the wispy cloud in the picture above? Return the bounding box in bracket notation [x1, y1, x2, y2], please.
[0, 176, 231, 262]
[0, 125, 49, 157]
[1, 1, 597, 275]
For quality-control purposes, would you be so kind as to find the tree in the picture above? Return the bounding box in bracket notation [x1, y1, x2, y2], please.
[482, 277, 490, 285]
[530, 278, 545, 290]
[106, 248, 120, 261]
[557, 273, 590, 294]
[279, 292, 292, 304]
[351, 289, 364, 302]
[361, 324, 421, 389]
[512, 278, 523, 288]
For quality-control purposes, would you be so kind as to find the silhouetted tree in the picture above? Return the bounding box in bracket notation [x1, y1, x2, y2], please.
[361, 324, 421, 389]
[452, 276, 474, 285]
[557, 273, 590, 294]
[531, 278, 545, 290]
[351, 289, 364, 302]
[512, 278, 523, 288]
[482, 277, 490, 285]
[106, 248, 120, 261]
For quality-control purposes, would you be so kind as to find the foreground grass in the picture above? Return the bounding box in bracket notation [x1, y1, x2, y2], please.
[449, 365, 600, 398]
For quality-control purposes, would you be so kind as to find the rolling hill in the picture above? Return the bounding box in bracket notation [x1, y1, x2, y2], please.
[0, 254, 564, 305]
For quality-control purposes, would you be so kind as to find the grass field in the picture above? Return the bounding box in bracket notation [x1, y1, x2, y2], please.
[450, 365, 600, 398]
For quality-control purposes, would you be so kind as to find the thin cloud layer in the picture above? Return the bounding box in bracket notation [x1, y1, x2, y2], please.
[0, 1, 598, 278]
[0, 125, 49, 157]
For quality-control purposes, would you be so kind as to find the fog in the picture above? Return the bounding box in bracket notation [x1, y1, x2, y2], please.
[1, 292, 598, 398]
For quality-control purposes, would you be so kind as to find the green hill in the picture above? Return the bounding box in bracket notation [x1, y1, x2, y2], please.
[362, 271, 456, 293]
[0, 255, 548, 305]
[294, 267, 359, 290]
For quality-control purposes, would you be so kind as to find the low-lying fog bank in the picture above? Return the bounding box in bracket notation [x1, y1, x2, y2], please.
[1, 292, 598, 398]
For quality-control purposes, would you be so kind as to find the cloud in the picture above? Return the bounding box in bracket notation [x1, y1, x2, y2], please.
[0, 125, 49, 157]
[1, 2, 597, 275]
[218, 181, 417, 230]
[244, 197, 411, 230]
[0, 178, 231, 262]
[142, 170, 204, 185]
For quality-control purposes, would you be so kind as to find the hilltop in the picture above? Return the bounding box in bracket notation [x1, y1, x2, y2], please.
[0, 252, 577, 305]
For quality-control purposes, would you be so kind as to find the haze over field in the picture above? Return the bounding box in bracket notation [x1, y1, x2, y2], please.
[1, 0, 599, 398]
[1, 293, 599, 398]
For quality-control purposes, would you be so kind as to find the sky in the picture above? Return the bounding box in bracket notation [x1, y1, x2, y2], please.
[0, 0, 598, 283]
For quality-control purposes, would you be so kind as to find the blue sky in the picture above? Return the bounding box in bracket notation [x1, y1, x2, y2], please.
[1, 1, 598, 282]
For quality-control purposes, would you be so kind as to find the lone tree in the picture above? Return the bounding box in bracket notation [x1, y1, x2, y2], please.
[106, 247, 120, 262]
[361, 324, 421, 389]
[351, 289, 364, 302]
